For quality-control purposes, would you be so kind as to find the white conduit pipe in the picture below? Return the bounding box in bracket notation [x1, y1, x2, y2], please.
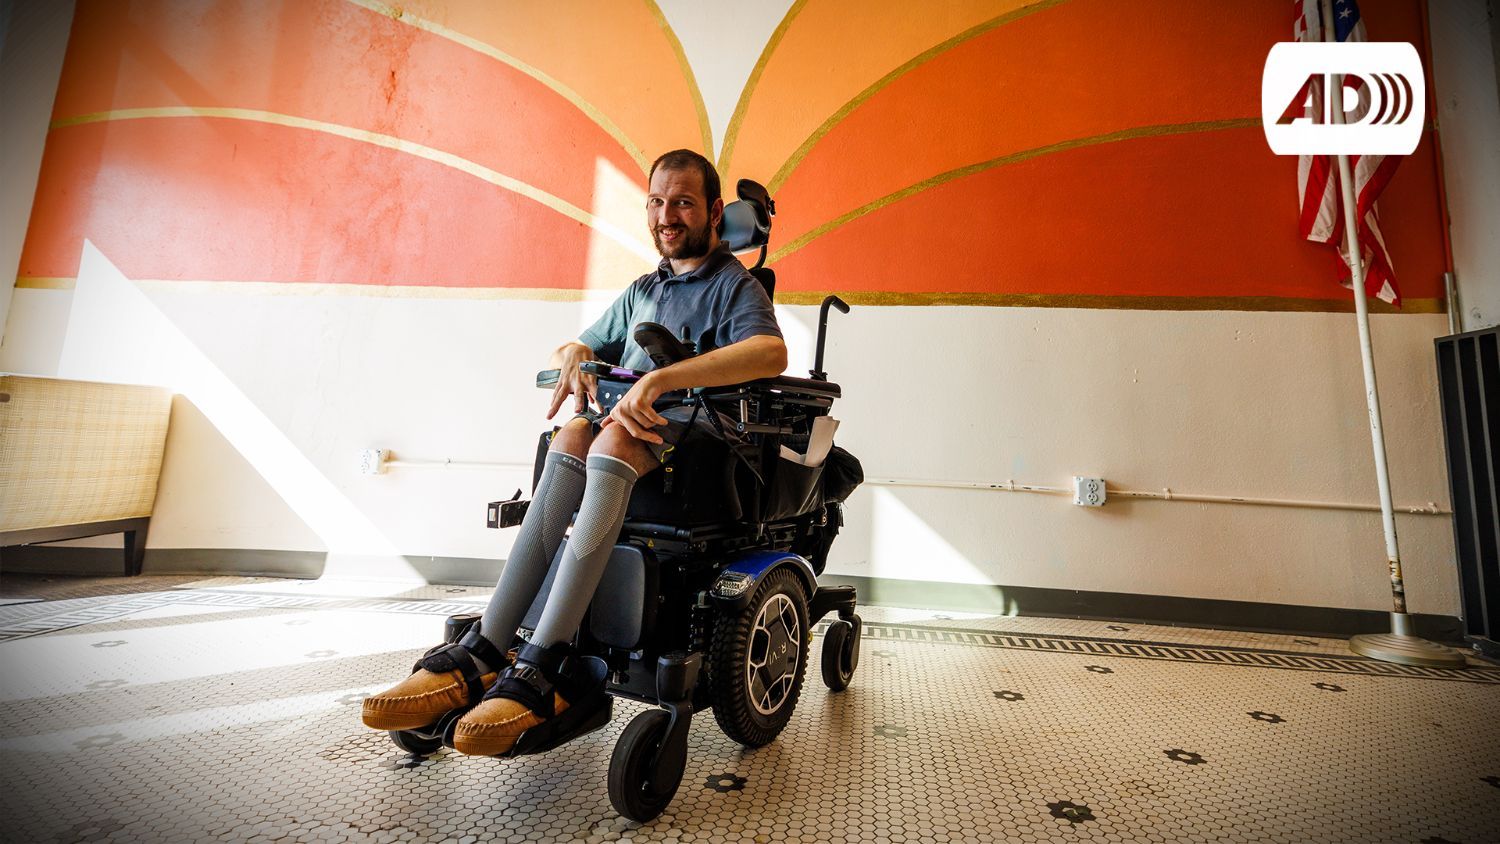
[384, 458, 533, 471]
[863, 477, 1451, 516]
[381, 460, 1452, 517]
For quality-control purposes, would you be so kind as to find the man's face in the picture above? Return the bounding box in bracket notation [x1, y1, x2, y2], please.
[647, 166, 721, 261]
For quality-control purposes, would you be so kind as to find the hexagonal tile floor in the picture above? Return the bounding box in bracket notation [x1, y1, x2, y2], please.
[1, 575, 1497, 843]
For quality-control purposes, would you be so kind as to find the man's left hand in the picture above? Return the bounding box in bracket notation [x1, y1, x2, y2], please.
[606, 372, 669, 444]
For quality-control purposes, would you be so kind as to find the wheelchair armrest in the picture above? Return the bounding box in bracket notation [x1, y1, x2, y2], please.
[696, 375, 841, 401]
[536, 362, 648, 388]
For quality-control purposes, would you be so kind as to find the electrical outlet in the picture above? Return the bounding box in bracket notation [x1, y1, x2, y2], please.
[359, 449, 389, 475]
[1073, 476, 1106, 506]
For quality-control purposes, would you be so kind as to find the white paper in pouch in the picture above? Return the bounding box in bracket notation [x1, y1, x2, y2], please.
[779, 416, 839, 467]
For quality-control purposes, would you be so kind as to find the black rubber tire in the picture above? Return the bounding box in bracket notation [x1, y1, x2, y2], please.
[708, 566, 810, 748]
[608, 710, 682, 822]
[388, 730, 442, 756]
[821, 620, 855, 692]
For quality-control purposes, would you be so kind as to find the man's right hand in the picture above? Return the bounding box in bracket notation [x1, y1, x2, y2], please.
[547, 342, 599, 420]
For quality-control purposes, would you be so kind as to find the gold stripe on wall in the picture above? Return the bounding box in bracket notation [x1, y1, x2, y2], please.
[772, 290, 1442, 314]
[767, 0, 1069, 194]
[13, 277, 1440, 315]
[347, 0, 652, 174]
[49, 107, 657, 262]
[13, 277, 76, 290]
[767, 117, 1264, 263]
[645, 0, 715, 156]
[716, 0, 810, 173]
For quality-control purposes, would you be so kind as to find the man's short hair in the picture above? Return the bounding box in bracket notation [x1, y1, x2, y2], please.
[649, 149, 722, 209]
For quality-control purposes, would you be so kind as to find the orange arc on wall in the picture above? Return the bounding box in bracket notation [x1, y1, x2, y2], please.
[772, 128, 1446, 303]
[380, 0, 712, 163]
[49, 0, 646, 214]
[16, 0, 1450, 313]
[767, 0, 1282, 247]
[18, 117, 644, 287]
[719, 0, 1056, 183]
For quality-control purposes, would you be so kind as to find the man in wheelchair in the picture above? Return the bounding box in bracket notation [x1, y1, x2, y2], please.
[362, 150, 861, 819]
[363, 150, 788, 755]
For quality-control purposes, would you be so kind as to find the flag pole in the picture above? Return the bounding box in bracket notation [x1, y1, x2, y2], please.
[1318, 0, 1463, 667]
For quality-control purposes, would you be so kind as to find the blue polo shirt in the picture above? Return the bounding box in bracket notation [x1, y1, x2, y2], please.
[578, 243, 782, 373]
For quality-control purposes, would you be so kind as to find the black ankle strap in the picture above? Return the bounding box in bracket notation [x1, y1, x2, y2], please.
[458, 628, 506, 669]
[414, 628, 510, 705]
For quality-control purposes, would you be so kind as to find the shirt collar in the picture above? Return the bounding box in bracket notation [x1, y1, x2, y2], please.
[655, 241, 732, 283]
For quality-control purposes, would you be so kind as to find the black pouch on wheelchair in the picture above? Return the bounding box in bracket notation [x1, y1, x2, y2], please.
[821, 445, 863, 504]
[761, 457, 825, 521]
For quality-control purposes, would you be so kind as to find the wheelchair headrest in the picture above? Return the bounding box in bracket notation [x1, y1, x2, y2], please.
[720, 179, 775, 253]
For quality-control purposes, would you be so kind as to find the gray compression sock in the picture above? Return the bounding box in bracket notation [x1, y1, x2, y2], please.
[530, 454, 639, 649]
[477, 451, 588, 667]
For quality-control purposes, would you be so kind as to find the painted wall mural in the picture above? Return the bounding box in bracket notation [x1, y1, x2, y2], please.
[17, 0, 1448, 311]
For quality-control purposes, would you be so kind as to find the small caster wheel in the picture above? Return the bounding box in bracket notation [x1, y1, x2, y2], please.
[388, 730, 442, 756]
[821, 616, 860, 692]
[608, 710, 684, 822]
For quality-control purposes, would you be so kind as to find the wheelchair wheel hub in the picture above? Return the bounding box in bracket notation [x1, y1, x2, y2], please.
[746, 593, 801, 716]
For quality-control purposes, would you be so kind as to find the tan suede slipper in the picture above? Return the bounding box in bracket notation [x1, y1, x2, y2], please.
[362, 630, 515, 731]
[451, 691, 570, 756]
[361, 667, 499, 731]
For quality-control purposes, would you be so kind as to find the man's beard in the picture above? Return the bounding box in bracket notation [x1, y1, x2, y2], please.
[652, 219, 714, 260]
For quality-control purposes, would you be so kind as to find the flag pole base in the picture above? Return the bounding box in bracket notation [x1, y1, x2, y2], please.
[1349, 613, 1467, 667]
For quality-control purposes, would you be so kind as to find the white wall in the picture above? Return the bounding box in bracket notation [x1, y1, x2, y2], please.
[1430, 0, 1500, 331]
[0, 241, 1460, 613]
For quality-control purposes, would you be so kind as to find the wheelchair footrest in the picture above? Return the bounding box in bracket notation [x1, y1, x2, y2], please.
[498, 656, 614, 757]
[500, 693, 614, 757]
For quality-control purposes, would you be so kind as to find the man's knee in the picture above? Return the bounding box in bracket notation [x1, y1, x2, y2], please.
[549, 416, 593, 460]
[589, 425, 658, 477]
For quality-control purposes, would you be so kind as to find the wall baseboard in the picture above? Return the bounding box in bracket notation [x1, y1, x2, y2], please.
[0, 546, 1464, 643]
[816, 574, 1464, 643]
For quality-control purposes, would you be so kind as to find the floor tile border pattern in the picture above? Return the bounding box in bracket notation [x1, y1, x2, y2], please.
[859, 622, 1500, 684]
[4, 589, 1498, 686]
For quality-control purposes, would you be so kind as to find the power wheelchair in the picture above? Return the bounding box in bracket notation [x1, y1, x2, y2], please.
[385, 180, 864, 822]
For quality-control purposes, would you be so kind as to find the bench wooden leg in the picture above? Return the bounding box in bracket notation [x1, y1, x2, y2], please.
[123, 519, 149, 577]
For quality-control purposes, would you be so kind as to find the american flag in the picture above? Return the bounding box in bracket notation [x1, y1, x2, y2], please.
[1294, 0, 1402, 305]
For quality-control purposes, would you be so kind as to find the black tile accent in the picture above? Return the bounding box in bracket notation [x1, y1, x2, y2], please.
[1312, 682, 1346, 692]
[705, 774, 746, 793]
[993, 690, 1025, 702]
[1165, 749, 1206, 765]
[387, 754, 428, 770]
[1248, 711, 1285, 724]
[1085, 665, 1114, 674]
[1481, 775, 1500, 788]
[1047, 800, 1095, 824]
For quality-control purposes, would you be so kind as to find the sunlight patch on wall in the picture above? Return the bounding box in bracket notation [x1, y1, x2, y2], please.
[869, 486, 992, 586]
[579, 156, 656, 334]
[56, 241, 423, 585]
